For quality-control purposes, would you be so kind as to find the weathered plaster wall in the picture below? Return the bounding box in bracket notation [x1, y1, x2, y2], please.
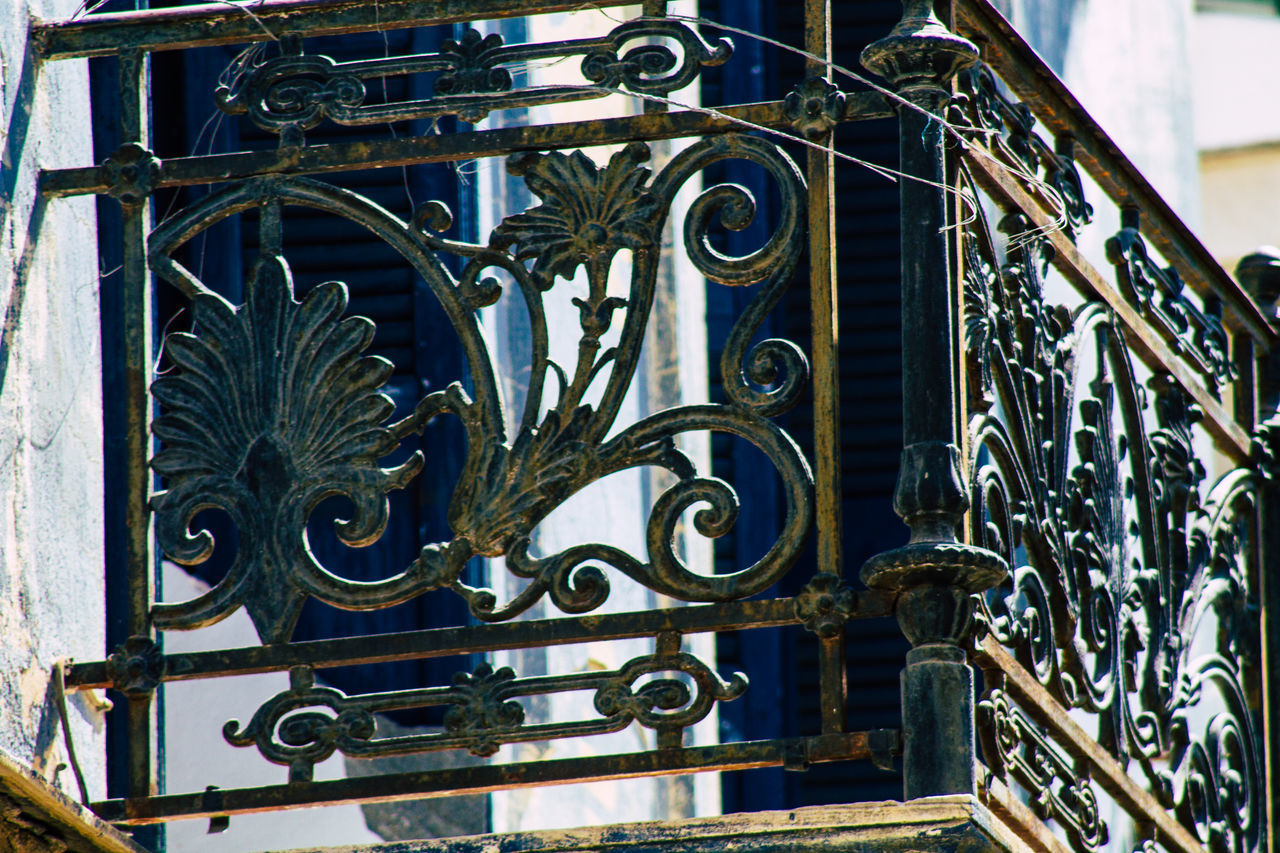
[995, 0, 1201, 227]
[0, 0, 108, 803]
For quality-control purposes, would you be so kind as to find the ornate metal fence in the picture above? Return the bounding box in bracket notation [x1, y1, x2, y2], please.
[26, 0, 1277, 851]
[37, 0, 895, 830]
[946, 3, 1277, 852]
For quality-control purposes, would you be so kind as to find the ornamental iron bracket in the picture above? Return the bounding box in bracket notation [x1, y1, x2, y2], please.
[106, 636, 165, 696]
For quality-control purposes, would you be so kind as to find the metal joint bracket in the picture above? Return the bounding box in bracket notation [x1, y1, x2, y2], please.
[783, 740, 809, 772]
[100, 143, 161, 205]
[784, 76, 846, 140]
[106, 636, 164, 696]
[204, 787, 229, 835]
[868, 728, 900, 772]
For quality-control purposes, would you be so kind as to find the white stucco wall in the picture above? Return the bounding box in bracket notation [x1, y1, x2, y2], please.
[0, 0, 108, 804]
[998, 0, 1201, 227]
[1192, 10, 1280, 153]
[162, 565, 384, 853]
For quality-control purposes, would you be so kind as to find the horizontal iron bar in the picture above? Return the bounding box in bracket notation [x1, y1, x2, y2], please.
[956, 0, 1276, 350]
[974, 637, 1204, 853]
[92, 732, 883, 824]
[67, 594, 893, 690]
[33, 0, 633, 61]
[39, 95, 892, 199]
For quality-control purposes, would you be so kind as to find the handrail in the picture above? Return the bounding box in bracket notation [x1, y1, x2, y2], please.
[32, 0, 632, 60]
[955, 0, 1277, 350]
[973, 639, 1204, 853]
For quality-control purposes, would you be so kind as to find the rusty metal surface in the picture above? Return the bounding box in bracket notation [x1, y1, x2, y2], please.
[66, 595, 892, 691]
[38, 96, 893, 199]
[33, 0, 906, 815]
[956, 49, 1268, 853]
[227, 653, 747, 781]
[110, 47, 159, 810]
[92, 734, 883, 825]
[799, 0, 847, 740]
[44, 0, 885, 817]
[960, 152, 1255, 460]
[974, 640, 1208, 853]
[857, 0, 1007, 806]
[144, 134, 814, 644]
[32, 0, 638, 60]
[216, 19, 729, 135]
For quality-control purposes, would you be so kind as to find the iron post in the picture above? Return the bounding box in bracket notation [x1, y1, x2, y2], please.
[859, 0, 1006, 800]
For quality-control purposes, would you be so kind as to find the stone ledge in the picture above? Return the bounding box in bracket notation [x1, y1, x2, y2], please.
[0, 748, 147, 853]
[280, 796, 1036, 853]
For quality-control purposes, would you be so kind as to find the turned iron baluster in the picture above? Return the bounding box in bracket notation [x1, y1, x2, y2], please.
[859, 0, 1007, 800]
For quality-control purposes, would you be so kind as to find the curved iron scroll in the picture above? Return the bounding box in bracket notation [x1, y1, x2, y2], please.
[224, 654, 747, 782]
[954, 63, 1093, 237]
[963, 204, 1263, 853]
[147, 133, 813, 644]
[215, 20, 731, 134]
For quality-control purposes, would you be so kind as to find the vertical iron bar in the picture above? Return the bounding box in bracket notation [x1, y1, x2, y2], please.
[859, 0, 1006, 799]
[118, 48, 158, 804]
[803, 0, 846, 736]
[1234, 334, 1257, 434]
[1260, 473, 1280, 853]
[1259, 392, 1280, 853]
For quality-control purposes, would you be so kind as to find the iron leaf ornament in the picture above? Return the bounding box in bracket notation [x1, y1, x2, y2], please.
[150, 254, 424, 643]
[148, 134, 813, 642]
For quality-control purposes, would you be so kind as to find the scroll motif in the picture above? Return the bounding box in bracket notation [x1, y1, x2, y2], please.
[1106, 208, 1236, 389]
[216, 20, 731, 132]
[979, 690, 1108, 850]
[963, 206, 1263, 853]
[147, 133, 813, 643]
[149, 253, 424, 643]
[224, 654, 747, 781]
[955, 63, 1093, 236]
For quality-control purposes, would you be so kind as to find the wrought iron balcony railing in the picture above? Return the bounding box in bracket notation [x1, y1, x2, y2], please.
[22, 1, 1279, 851]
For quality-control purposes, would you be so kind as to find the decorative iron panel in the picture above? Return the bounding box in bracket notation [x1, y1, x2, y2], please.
[33, 0, 911, 830]
[953, 33, 1271, 853]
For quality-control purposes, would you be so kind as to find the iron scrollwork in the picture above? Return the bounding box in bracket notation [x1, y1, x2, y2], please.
[216, 20, 731, 133]
[224, 654, 747, 782]
[963, 203, 1263, 852]
[979, 690, 1107, 849]
[955, 63, 1093, 236]
[1106, 207, 1236, 389]
[147, 132, 813, 644]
